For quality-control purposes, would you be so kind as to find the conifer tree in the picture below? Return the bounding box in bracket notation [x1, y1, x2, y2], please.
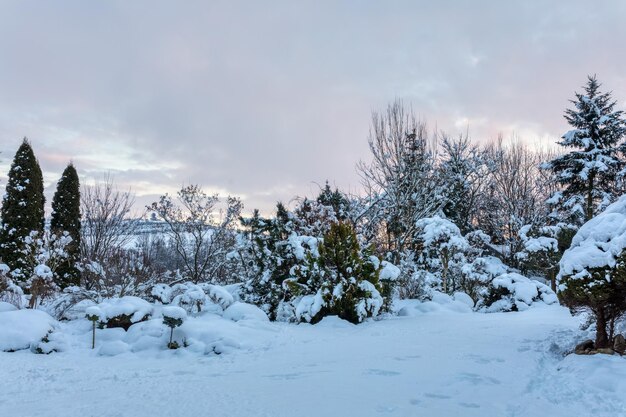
[544, 76, 626, 224]
[0, 139, 45, 280]
[316, 181, 349, 221]
[50, 163, 81, 288]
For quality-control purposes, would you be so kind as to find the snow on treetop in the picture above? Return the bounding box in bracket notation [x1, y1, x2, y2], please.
[162, 306, 187, 320]
[558, 195, 626, 282]
[379, 261, 400, 281]
[415, 215, 468, 250]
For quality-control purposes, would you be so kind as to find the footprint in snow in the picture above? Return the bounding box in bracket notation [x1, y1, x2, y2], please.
[459, 402, 481, 408]
[263, 372, 304, 380]
[367, 369, 401, 376]
[457, 372, 501, 385]
[424, 393, 452, 399]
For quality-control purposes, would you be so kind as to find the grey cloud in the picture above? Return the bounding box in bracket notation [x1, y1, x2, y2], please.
[0, 1, 625, 215]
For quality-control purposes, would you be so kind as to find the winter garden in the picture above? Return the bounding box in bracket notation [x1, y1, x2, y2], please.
[2, 76, 626, 416]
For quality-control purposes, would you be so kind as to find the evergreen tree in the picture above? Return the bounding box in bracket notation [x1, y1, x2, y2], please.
[544, 76, 626, 224]
[50, 163, 81, 288]
[439, 135, 486, 234]
[316, 181, 349, 221]
[0, 139, 45, 280]
[307, 222, 383, 324]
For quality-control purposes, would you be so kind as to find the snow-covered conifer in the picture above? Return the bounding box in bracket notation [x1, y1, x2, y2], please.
[0, 139, 45, 280]
[544, 76, 626, 224]
[51, 163, 81, 288]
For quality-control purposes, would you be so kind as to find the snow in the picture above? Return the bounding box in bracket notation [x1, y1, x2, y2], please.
[0, 301, 18, 312]
[161, 305, 187, 320]
[558, 195, 626, 282]
[484, 273, 559, 312]
[94, 296, 153, 323]
[379, 260, 400, 281]
[85, 305, 106, 321]
[0, 309, 57, 352]
[1, 304, 623, 416]
[98, 340, 131, 356]
[222, 302, 269, 322]
[206, 284, 235, 309]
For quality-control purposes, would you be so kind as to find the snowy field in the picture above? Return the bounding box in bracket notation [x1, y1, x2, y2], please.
[1, 303, 625, 417]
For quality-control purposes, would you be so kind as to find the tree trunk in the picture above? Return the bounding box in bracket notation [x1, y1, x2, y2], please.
[596, 309, 609, 349]
[586, 174, 594, 221]
[549, 269, 556, 293]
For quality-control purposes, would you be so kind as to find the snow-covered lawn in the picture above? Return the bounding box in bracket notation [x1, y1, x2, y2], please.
[1, 305, 625, 417]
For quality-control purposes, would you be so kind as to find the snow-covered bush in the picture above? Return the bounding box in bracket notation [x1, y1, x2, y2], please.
[515, 223, 575, 290]
[294, 222, 385, 324]
[0, 263, 24, 308]
[459, 255, 508, 304]
[27, 264, 59, 309]
[170, 283, 207, 314]
[92, 296, 153, 330]
[0, 309, 58, 352]
[479, 273, 558, 312]
[43, 286, 99, 320]
[415, 216, 469, 294]
[557, 195, 626, 348]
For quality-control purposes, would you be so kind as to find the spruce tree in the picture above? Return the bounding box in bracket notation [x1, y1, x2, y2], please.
[50, 163, 81, 288]
[316, 181, 349, 221]
[0, 138, 45, 280]
[544, 75, 626, 224]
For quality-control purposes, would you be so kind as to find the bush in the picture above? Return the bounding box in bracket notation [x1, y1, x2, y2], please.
[479, 273, 558, 312]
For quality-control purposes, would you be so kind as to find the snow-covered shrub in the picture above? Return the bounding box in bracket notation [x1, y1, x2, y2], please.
[205, 284, 234, 309]
[43, 286, 99, 320]
[415, 216, 469, 294]
[557, 195, 626, 348]
[0, 264, 24, 308]
[459, 255, 508, 304]
[151, 283, 173, 304]
[479, 273, 558, 312]
[236, 203, 322, 320]
[515, 223, 575, 290]
[162, 306, 186, 349]
[170, 283, 207, 314]
[394, 252, 438, 300]
[26, 264, 59, 309]
[295, 222, 384, 324]
[0, 309, 57, 352]
[93, 296, 153, 330]
[31, 329, 66, 354]
[222, 302, 269, 322]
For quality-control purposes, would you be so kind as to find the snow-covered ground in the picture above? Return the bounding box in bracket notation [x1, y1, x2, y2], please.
[1, 303, 625, 417]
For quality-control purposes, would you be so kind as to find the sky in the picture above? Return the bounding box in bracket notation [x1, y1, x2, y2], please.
[0, 0, 625, 216]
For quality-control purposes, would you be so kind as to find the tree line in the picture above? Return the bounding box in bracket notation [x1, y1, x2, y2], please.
[1, 75, 625, 336]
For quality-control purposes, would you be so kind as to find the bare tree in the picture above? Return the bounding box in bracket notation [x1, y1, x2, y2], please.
[476, 137, 554, 265]
[149, 184, 242, 284]
[357, 100, 443, 261]
[80, 176, 138, 292]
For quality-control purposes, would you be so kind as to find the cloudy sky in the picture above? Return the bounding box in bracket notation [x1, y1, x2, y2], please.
[0, 1, 625, 215]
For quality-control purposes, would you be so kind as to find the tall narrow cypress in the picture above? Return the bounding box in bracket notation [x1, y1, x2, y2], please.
[51, 163, 81, 288]
[0, 138, 45, 280]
